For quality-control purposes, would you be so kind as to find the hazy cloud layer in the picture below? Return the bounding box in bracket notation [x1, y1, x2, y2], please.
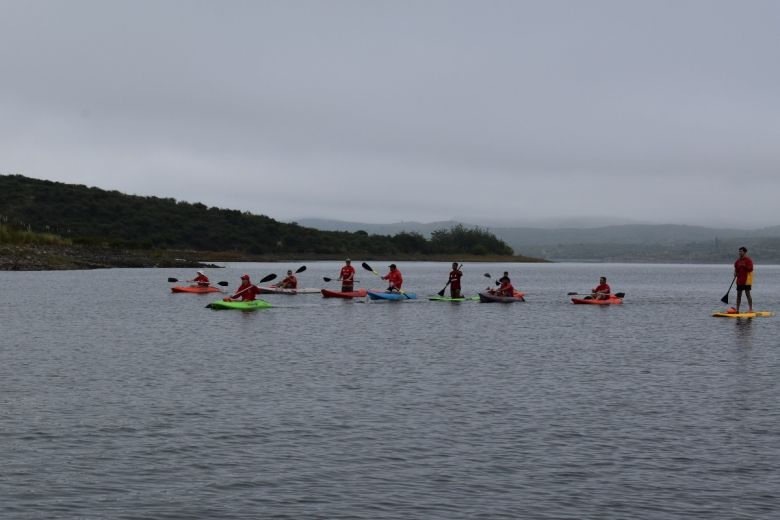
[2, 0, 779, 226]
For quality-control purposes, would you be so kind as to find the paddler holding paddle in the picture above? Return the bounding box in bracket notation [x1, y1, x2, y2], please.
[225, 274, 261, 301]
[274, 270, 298, 289]
[734, 246, 754, 313]
[591, 277, 611, 300]
[191, 270, 210, 287]
[381, 264, 403, 293]
[448, 262, 463, 298]
[338, 259, 355, 293]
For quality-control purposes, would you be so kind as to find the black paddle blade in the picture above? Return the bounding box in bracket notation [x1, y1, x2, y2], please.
[567, 292, 578, 295]
[259, 273, 277, 283]
[720, 294, 729, 304]
[323, 277, 333, 282]
[296, 265, 307, 273]
[217, 281, 229, 286]
[615, 292, 625, 298]
[483, 273, 491, 278]
[168, 277, 178, 283]
[361, 262, 374, 272]
[437, 289, 446, 297]
[495, 281, 500, 286]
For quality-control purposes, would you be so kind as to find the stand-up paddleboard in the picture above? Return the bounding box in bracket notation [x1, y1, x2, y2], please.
[712, 310, 774, 318]
[428, 295, 479, 301]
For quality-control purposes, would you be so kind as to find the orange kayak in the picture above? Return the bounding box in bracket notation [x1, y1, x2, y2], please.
[171, 285, 221, 294]
[571, 295, 623, 305]
[321, 288, 368, 299]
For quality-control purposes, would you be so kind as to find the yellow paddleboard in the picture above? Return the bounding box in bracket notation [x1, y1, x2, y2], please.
[712, 310, 774, 318]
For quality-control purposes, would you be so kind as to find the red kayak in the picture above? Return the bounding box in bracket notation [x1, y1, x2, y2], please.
[571, 295, 623, 305]
[171, 285, 221, 294]
[321, 288, 368, 299]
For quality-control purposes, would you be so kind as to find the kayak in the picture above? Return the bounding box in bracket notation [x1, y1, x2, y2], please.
[478, 291, 526, 303]
[428, 295, 479, 302]
[171, 285, 221, 294]
[367, 291, 418, 301]
[206, 299, 272, 310]
[712, 310, 774, 318]
[321, 288, 368, 299]
[256, 286, 321, 295]
[571, 295, 623, 305]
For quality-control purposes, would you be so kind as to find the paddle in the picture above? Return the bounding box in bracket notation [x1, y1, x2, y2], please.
[483, 273, 500, 286]
[362, 261, 410, 299]
[568, 291, 626, 299]
[168, 277, 228, 287]
[323, 277, 360, 283]
[721, 275, 736, 304]
[437, 263, 463, 297]
[229, 273, 277, 299]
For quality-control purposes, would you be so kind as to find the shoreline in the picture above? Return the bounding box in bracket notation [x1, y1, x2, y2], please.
[0, 244, 547, 271]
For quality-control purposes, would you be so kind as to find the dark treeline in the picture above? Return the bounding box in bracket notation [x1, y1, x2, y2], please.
[0, 175, 516, 257]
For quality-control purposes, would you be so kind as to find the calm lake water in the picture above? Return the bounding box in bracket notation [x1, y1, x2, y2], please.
[2, 262, 779, 519]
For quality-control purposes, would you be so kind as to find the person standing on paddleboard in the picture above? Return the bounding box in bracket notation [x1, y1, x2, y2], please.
[591, 277, 611, 300]
[338, 259, 355, 293]
[192, 270, 210, 287]
[448, 262, 463, 298]
[382, 264, 403, 292]
[226, 274, 261, 301]
[734, 247, 754, 313]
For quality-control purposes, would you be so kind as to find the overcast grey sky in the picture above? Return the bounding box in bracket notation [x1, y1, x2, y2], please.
[2, 0, 779, 227]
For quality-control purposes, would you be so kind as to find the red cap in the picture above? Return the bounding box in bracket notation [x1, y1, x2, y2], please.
[241, 274, 250, 280]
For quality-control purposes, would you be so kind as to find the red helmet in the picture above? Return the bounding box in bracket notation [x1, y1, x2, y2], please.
[241, 274, 250, 280]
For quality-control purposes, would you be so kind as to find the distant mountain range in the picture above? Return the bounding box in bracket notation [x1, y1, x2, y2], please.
[294, 218, 780, 263]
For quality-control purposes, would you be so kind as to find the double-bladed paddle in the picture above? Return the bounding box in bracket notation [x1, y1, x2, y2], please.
[568, 291, 625, 299]
[168, 277, 229, 286]
[229, 273, 277, 299]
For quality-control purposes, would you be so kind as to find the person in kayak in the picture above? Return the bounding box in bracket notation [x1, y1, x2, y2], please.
[382, 264, 403, 292]
[734, 246, 754, 313]
[191, 270, 210, 287]
[225, 274, 261, 301]
[495, 272, 514, 297]
[275, 270, 298, 289]
[591, 277, 611, 300]
[338, 258, 356, 293]
[448, 262, 463, 298]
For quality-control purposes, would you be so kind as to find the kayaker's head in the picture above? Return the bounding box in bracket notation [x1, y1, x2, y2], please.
[738, 247, 747, 256]
[452, 262, 458, 268]
[287, 270, 293, 276]
[197, 270, 205, 276]
[345, 258, 351, 264]
[600, 276, 607, 284]
[240, 274, 250, 284]
[389, 264, 397, 270]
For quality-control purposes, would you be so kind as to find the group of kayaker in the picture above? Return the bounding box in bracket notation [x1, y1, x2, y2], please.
[192, 246, 755, 309]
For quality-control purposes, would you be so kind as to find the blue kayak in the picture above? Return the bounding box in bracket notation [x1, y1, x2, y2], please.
[367, 291, 417, 301]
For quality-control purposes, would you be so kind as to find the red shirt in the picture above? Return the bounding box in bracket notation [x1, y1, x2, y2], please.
[734, 256, 754, 285]
[233, 282, 260, 301]
[449, 269, 462, 289]
[339, 265, 355, 284]
[279, 275, 297, 289]
[592, 283, 610, 294]
[383, 269, 403, 289]
[497, 280, 514, 296]
[193, 274, 210, 286]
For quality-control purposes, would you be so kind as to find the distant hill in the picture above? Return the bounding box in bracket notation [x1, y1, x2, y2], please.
[298, 218, 780, 263]
[0, 175, 521, 260]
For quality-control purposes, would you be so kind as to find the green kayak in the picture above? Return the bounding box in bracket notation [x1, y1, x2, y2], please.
[428, 295, 479, 302]
[207, 299, 272, 310]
